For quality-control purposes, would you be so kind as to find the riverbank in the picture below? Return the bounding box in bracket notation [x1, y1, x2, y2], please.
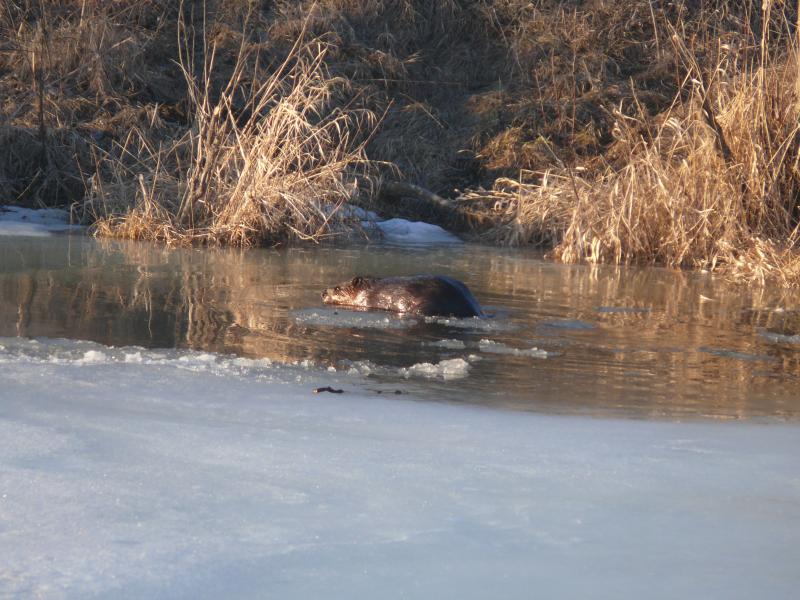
[2, 1, 799, 282]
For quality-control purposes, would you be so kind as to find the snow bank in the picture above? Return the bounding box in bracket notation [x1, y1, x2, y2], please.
[0, 206, 84, 237]
[368, 218, 462, 245]
[321, 202, 460, 245]
[1, 336, 799, 599]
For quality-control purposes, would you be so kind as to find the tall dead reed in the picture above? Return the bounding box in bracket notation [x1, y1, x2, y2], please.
[87, 10, 373, 246]
[466, 6, 800, 286]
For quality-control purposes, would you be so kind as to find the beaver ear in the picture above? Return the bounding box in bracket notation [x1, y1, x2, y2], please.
[351, 276, 364, 287]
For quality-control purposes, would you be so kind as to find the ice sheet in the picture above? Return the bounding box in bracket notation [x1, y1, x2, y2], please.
[0, 337, 798, 599]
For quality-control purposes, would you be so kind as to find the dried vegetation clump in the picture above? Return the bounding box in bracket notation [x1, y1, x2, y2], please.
[457, 1, 800, 286]
[88, 33, 374, 246]
[2, 1, 800, 283]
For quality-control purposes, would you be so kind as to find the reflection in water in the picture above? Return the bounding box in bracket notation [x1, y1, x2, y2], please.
[2, 234, 800, 419]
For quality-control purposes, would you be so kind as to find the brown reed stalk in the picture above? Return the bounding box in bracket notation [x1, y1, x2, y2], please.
[464, 7, 800, 286]
[90, 5, 375, 246]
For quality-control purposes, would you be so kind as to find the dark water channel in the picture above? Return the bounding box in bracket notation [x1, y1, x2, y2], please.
[3, 234, 800, 420]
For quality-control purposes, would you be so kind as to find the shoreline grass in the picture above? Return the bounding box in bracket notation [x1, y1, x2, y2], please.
[1, 1, 800, 283]
[458, 3, 800, 285]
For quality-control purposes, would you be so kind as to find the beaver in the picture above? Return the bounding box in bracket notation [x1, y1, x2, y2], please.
[321, 275, 485, 318]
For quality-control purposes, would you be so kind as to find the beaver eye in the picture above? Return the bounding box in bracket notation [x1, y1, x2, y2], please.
[334, 286, 341, 293]
[352, 277, 362, 286]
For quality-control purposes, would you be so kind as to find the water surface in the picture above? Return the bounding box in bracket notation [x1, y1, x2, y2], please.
[2, 234, 800, 419]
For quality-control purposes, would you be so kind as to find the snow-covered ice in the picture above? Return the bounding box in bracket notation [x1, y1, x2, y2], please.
[1, 336, 799, 599]
[0, 206, 83, 237]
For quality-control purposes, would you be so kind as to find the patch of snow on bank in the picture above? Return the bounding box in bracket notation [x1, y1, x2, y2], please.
[1, 336, 799, 599]
[337, 203, 379, 221]
[368, 217, 461, 245]
[0, 205, 84, 236]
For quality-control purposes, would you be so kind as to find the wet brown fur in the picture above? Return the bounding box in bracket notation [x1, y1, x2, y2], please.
[322, 275, 485, 318]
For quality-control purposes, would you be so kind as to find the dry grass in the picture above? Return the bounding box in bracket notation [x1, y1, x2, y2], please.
[0, 0, 175, 205]
[3, 0, 800, 283]
[87, 15, 374, 246]
[463, 4, 800, 286]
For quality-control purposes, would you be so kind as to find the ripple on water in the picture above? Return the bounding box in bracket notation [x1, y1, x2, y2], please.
[293, 308, 518, 334]
[422, 314, 518, 332]
[538, 319, 596, 331]
[4, 234, 800, 419]
[425, 339, 467, 350]
[341, 356, 474, 381]
[760, 330, 800, 345]
[292, 308, 417, 330]
[477, 339, 551, 358]
[595, 306, 652, 314]
[698, 347, 776, 363]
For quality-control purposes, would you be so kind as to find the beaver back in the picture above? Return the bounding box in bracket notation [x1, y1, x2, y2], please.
[364, 275, 484, 317]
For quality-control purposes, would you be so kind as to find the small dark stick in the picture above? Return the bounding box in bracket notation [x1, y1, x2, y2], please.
[314, 386, 344, 394]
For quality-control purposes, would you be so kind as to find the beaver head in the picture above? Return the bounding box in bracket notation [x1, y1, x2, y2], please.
[321, 276, 376, 307]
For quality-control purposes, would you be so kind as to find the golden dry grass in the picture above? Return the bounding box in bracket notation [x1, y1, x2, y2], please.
[463, 4, 800, 286]
[87, 18, 375, 246]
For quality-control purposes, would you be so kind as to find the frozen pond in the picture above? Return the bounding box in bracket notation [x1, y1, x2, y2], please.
[2, 234, 800, 419]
